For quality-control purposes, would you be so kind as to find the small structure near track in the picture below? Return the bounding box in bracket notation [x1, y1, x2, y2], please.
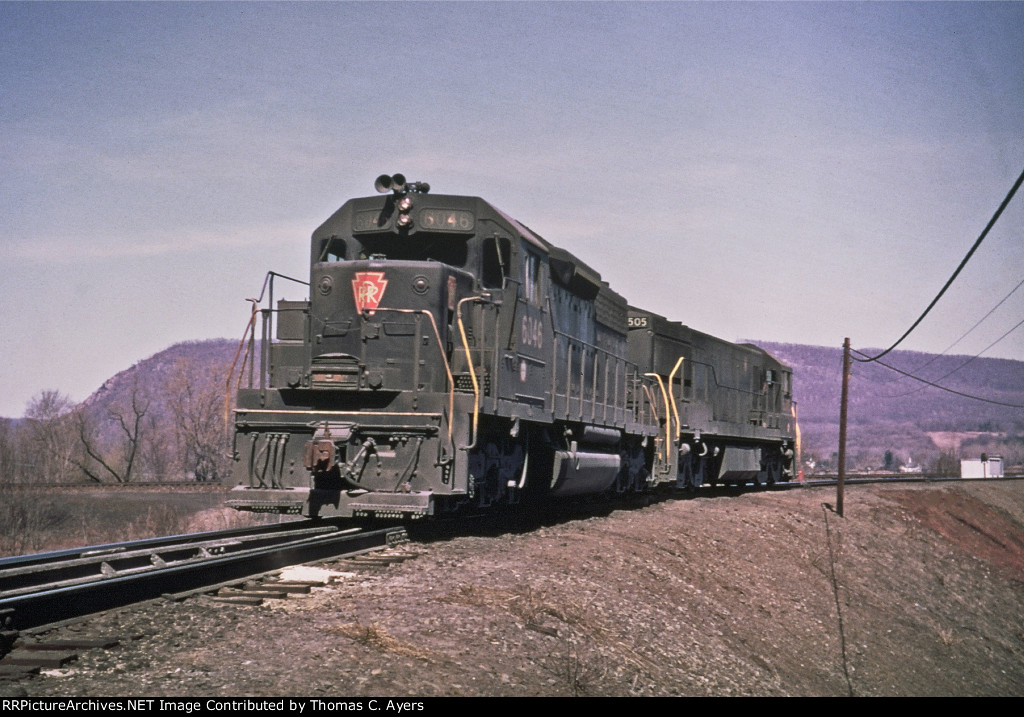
[960, 455, 1004, 479]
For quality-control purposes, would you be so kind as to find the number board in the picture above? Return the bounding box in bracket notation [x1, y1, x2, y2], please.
[419, 209, 475, 232]
[352, 210, 393, 233]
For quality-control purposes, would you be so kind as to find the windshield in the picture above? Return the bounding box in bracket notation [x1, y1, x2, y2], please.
[353, 235, 468, 267]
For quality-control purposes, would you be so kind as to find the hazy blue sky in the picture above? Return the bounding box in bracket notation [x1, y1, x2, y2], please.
[2, 2, 1023, 417]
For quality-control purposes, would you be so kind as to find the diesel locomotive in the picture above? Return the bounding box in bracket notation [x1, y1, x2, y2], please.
[227, 175, 796, 519]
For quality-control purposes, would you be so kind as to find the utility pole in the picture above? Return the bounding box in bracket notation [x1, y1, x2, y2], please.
[837, 337, 851, 517]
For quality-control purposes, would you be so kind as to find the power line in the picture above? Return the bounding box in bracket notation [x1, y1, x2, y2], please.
[881, 314, 1024, 399]
[854, 166, 1024, 364]
[908, 276, 1024, 374]
[850, 347, 1024, 409]
[882, 276, 1024, 395]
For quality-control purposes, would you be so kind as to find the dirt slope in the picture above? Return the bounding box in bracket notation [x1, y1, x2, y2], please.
[12, 481, 1024, 697]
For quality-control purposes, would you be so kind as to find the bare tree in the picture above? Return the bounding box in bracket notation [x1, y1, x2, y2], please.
[165, 357, 231, 482]
[74, 379, 150, 484]
[0, 418, 21, 484]
[137, 411, 175, 481]
[24, 390, 78, 482]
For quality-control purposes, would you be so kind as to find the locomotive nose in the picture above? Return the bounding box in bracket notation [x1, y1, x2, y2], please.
[310, 261, 459, 393]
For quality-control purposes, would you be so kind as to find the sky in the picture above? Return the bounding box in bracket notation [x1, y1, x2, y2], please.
[1, 1, 1023, 417]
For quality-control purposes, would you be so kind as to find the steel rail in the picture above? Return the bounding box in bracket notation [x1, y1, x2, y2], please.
[0, 520, 330, 571]
[0, 523, 404, 632]
[0, 524, 346, 596]
[764, 474, 1020, 489]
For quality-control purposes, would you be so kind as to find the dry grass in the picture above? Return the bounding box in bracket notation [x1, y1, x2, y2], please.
[0, 487, 275, 557]
[328, 622, 440, 662]
[0, 491, 71, 555]
[439, 581, 659, 694]
[185, 507, 276, 533]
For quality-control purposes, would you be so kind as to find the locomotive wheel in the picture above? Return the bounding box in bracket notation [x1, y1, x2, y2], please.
[706, 455, 719, 487]
[677, 451, 697, 493]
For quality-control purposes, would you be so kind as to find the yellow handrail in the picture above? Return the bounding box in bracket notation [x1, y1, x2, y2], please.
[792, 401, 802, 481]
[456, 295, 488, 450]
[645, 373, 672, 464]
[666, 356, 685, 436]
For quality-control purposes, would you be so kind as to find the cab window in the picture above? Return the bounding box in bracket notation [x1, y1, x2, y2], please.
[482, 236, 511, 289]
[522, 248, 541, 304]
[317, 237, 347, 262]
[355, 236, 468, 267]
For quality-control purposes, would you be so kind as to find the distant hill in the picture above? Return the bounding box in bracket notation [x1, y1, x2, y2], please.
[2, 339, 251, 484]
[71, 338, 248, 483]
[752, 341, 1024, 472]
[82, 338, 241, 426]
[91, 338, 1024, 475]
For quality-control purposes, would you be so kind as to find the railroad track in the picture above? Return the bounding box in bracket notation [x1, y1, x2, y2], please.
[0, 520, 406, 633]
[770, 474, 1019, 489]
[2, 474, 1011, 634]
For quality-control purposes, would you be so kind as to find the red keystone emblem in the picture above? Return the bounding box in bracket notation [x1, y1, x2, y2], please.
[352, 272, 388, 315]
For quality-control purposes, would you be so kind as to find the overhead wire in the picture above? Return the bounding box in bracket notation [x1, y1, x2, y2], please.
[879, 315, 1024, 399]
[880, 276, 1024, 396]
[850, 348, 1024, 409]
[853, 166, 1024, 364]
[905, 276, 1024, 374]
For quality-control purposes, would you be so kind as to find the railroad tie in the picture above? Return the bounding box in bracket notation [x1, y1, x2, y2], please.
[0, 664, 40, 680]
[0, 649, 78, 668]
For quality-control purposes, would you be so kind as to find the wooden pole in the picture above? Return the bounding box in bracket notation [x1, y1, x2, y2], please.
[837, 337, 850, 517]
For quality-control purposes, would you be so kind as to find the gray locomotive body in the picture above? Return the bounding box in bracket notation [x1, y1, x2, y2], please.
[228, 176, 796, 519]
